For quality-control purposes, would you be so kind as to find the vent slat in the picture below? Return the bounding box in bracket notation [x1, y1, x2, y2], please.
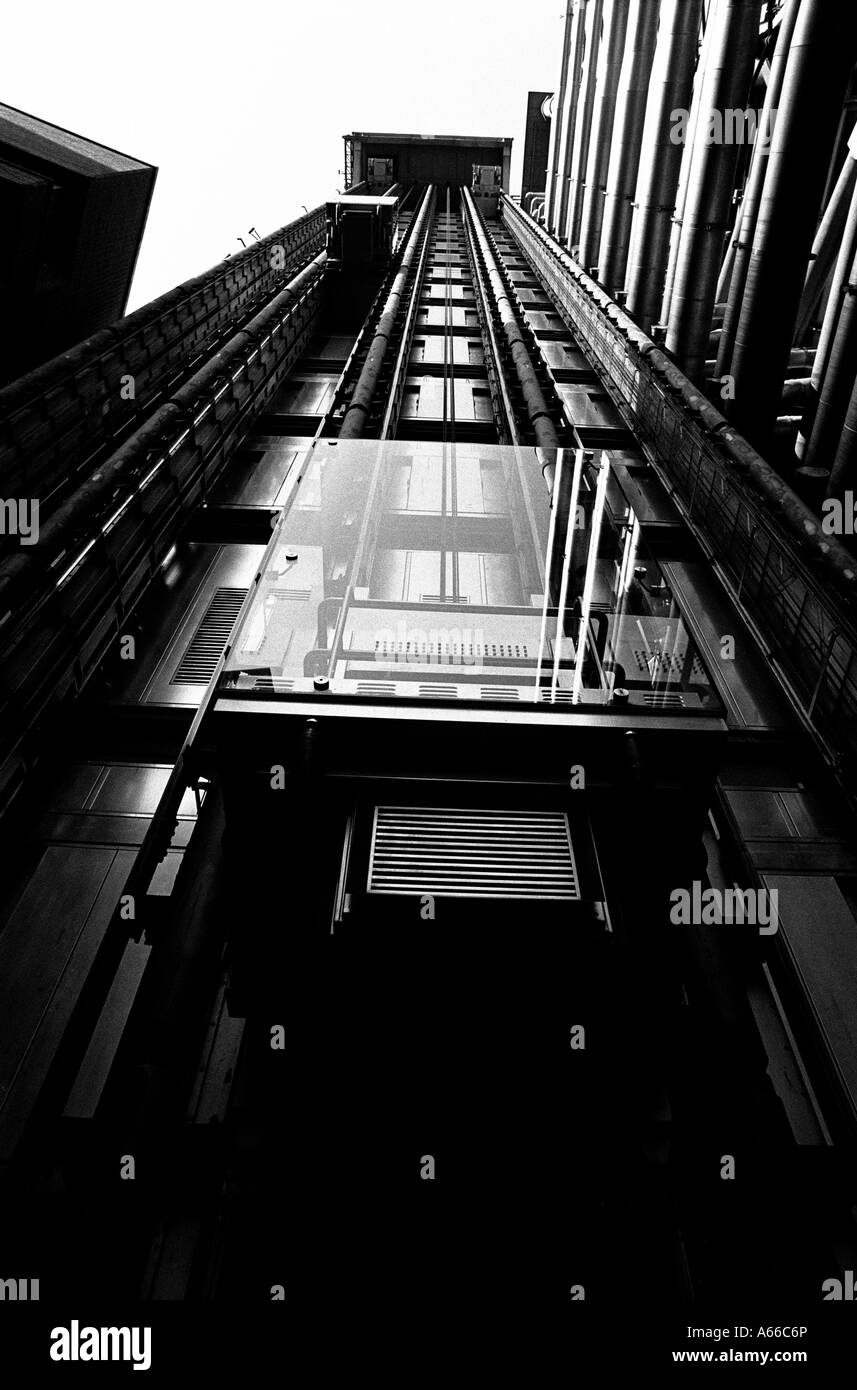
[172, 587, 248, 685]
[368, 806, 580, 901]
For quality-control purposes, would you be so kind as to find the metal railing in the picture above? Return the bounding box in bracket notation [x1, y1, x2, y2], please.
[503, 195, 857, 781]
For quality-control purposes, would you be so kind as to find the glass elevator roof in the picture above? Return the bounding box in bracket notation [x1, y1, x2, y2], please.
[219, 441, 720, 713]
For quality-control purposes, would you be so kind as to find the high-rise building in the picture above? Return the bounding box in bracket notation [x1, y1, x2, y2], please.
[0, 103, 156, 385]
[0, 6, 856, 1347]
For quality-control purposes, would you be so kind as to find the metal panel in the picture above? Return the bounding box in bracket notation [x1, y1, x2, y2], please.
[367, 806, 580, 900]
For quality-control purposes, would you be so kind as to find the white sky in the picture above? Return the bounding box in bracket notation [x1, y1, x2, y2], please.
[0, 0, 561, 311]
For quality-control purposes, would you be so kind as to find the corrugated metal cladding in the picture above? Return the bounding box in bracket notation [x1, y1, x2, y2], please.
[367, 806, 580, 900]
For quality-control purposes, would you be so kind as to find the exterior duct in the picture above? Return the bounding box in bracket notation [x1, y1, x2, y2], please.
[659, 0, 724, 328]
[665, 0, 762, 386]
[802, 237, 857, 472]
[565, 0, 605, 251]
[811, 150, 857, 393]
[794, 126, 857, 346]
[576, 0, 632, 271]
[730, 0, 857, 451]
[714, 192, 744, 304]
[714, 0, 799, 381]
[625, 0, 704, 332]
[553, 0, 589, 239]
[829, 367, 857, 496]
[544, 2, 576, 230]
[596, 0, 660, 297]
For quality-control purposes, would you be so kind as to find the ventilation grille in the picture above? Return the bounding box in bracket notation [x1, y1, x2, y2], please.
[251, 676, 295, 692]
[368, 806, 580, 900]
[482, 686, 520, 701]
[420, 594, 471, 605]
[172, 588, 248, 684]
[418, 684, 458, 699]
[642, 690, 686, 708]
[540, 689, 577, 704]
[356, 681, 397, 697]
[270, 587, 311, 601]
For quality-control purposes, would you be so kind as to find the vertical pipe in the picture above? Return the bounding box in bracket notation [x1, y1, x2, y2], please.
[565, 0, 605, 252]
[794, 133, 857, 345]
[730, 0, 857, 451]
[811, 177, 857, 393]
[828, 369, 857, 496]
[544, 3, 576, 231]
[714, 0, 799, 379]
[577, 0, 632, 270]
[625, 0, 704, 331]
[554, 1, 589, 239]
[659, 0, 721, 326]
[714, 190, 744, 304]
[597, 0, 660, 296]
[665, 0, 762, 386]
[802, 239, 857, 471]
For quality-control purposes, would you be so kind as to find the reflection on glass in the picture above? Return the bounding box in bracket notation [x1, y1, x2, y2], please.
[220, 441, 719, 713]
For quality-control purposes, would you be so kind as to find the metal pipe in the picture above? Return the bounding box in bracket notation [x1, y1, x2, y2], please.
[464, 187, 560, 448]
[659, 0, 723, 327]
[625, 0, 704, 331]
[803, 237, 857, 471]
[576, 0, 632, 270]
[339, 187, 435, 438]
[501, 191, 857, 597]
[714, 191, 744, 304]
[714, 0, 799, 380]
[666, 0, 763, 385]
[554, 0, 589, 239]
[794, 129, 857, 346]
[565, 0, 604, 252]
[811, 161, 857, 392]
[597, 0, 660, 296]
[780, 377, 814, 411]
[829, 367, 857, 495]
[544, 2, 576, 230]
[730, 0, 857, 450]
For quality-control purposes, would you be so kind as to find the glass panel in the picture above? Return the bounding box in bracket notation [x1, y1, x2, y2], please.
[220, 441, 720, 714]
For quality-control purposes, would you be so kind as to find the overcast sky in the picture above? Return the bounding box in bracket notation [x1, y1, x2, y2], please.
[1, 0, 561, 311]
